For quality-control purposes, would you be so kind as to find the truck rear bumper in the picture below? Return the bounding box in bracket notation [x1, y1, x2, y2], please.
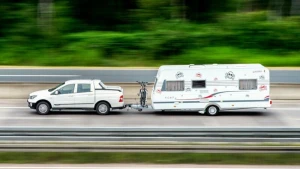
[112, 106, 126, 110]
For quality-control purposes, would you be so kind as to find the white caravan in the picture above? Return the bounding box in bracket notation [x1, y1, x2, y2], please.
[150, 64, 272, 115]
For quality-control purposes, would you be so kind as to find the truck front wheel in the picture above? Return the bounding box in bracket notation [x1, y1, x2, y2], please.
[36, 101, 50, 115]
[96, 102, 110, 115]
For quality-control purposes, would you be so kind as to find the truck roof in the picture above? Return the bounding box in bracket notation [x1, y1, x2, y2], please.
[65, 79, 101, 84]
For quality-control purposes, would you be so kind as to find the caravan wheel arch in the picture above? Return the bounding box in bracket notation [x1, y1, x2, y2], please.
[204, 103, 221, 111]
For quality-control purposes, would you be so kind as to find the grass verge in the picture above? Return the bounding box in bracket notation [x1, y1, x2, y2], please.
[0, 152, 300, 165]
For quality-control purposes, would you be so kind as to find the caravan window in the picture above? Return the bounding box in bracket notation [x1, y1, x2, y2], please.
[239, 79, 257, 90]
[192, 80, 206, 88]
[166, 81, 184, 91]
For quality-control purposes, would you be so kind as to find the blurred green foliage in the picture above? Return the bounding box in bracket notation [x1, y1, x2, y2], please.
[1, 152, 300, 164]
[0, 0, 299, 66]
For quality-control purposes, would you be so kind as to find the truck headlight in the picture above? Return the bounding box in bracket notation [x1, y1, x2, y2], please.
[29, 95, 37, 99]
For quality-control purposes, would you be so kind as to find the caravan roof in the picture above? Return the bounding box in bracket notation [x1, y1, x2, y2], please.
[158, 64, 264, 71]
[156, 64, 265, 78]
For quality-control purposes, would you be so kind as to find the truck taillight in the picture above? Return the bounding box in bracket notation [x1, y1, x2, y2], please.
[119, 95, 123, 102]
[270, 100, 272, 105]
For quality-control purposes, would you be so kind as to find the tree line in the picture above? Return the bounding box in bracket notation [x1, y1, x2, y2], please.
[1, 0, 299, 36]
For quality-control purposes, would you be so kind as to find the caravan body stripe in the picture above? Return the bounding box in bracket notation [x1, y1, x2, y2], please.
[153, 98, 269, 104]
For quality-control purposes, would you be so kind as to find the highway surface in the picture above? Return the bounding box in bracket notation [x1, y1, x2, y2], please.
[0, 99, 299, 127]
[0, 68, 299, 83]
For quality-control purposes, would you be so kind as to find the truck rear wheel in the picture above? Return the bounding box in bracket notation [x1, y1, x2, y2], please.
[96, 102, 110, 115]
[206, 105, 219, 116]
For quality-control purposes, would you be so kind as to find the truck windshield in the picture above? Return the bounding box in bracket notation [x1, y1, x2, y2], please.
[48, 83, 65, 92]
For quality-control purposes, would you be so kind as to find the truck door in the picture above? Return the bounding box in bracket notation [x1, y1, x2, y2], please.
[52, 84, 75, 108]
[74, 83, 95, 108]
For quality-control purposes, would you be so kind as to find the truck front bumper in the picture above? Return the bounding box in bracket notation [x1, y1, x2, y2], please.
[27, 100, 37, 109]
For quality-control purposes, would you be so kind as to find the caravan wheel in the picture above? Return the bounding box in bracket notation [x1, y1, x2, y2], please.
[206, 105, 219, 116]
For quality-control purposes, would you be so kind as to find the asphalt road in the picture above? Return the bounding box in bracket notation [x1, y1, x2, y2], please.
[0, 100, 299, 127]
[0, 68, 299, 83]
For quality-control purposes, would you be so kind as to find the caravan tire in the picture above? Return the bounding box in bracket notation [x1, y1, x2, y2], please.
[206, 105, 219, 116]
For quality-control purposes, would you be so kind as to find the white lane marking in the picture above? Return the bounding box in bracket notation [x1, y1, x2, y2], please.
[269, 108, 300, 110]
[0, 75, 80, 77]
[0, 107, 28, 109]
[272, 102, 300, 104]
[0, 107, 28, 108]
[0, 117, 70, 120]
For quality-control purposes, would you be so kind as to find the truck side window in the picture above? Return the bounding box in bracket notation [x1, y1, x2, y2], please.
[165, 81, 184, 91]
[239, 79, 257, 90]
[58, 84, 75, 94]
[77, 83, 91, 93]
[192, 80, 206, 88]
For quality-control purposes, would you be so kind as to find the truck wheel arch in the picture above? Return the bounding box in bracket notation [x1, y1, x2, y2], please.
[36, 100, 52, 109]
[94, 101, 111, 110]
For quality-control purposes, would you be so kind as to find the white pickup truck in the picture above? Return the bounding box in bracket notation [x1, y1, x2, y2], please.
[27, 79, 124, 115]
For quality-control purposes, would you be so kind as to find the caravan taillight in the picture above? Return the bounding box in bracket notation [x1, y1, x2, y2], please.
[119, 95, 124, 102]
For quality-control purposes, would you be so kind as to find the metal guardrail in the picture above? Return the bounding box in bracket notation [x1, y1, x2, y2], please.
[0, 127, 300, 142]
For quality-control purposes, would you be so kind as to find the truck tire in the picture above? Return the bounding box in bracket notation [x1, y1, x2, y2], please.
[36, 101, 50, 115]
[205, 105, 219, 116]
[96, 102, 110, 115]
